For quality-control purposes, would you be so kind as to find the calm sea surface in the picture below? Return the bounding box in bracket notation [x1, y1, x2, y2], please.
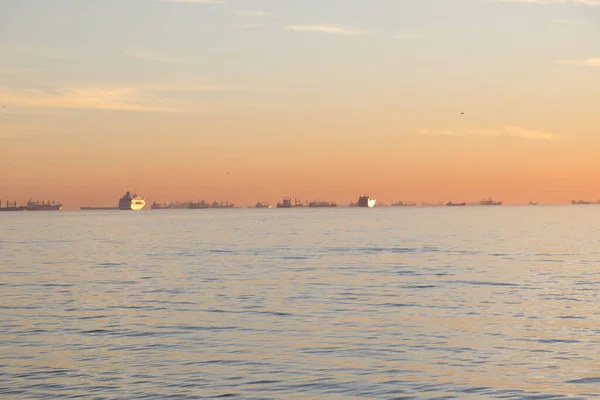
[2, 207, 600, 399]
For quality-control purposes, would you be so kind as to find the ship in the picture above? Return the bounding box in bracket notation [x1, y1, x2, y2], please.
[391, 201, 417, 207]
[119, 191, 146, 211]
[25, 200, 62, 211]
[357, 195, 376, 208]
[254, 201, 272, 208]
[151, 201, 192, 209]
[421, 202, 444, 207]
[529, 201, 539, 206]
[571, 200, 598, 205]
[151, 201, 166, 209]
[479, 198, 502, 206]
[189, 200, 210, 209]
[277, 197, 305, 208]
[308, 201, 337, 208]
[211, 201, 235, 209]
[0, 200, 26, 211]
[446, 202, 467, 207]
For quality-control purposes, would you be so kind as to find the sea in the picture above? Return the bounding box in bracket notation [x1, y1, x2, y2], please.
[2, 206, 600, 399]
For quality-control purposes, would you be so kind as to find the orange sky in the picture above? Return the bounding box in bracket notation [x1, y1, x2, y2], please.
[1, 0, 599, 208]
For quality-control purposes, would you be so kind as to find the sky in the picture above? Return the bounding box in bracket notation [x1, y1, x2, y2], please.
[0, 0, 599, 208]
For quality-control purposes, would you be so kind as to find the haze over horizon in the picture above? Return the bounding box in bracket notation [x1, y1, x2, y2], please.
[1, 0, 599, 209]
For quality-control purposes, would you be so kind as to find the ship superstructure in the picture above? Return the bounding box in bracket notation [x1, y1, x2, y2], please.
[119, 191, 146, 211]
[358, 195, 376, 208]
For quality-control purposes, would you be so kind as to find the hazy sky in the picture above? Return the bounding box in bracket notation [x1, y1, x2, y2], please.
[1, 0, 599, 208]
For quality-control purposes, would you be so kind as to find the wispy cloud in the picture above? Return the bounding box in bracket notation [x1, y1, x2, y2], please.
[239, 24, 265, 29]
[557, 57, 600, 67]
[287, 25, 362, 36]
[233, 10, 272, 17]
[157, 0, 222, 3]
[553, 19, 581, 23]
[0, 68, 35, 75]
[393, 33, 431, 40]
[124, 50, 180, 64]
[0, 83, 241, 113]
[420, 126, 560, 141]
[491, 0, 600, 6]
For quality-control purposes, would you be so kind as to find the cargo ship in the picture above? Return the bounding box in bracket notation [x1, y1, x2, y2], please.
[277, 197, 305, 208]
[446, 202, 466, 207]
[25, 200, 62, 211]
[254, 201, 272, 208]
[391, 201, 417, 207]
[190, 200, 210, 209]
[0, 200, 26, 211]
[571, 200, 597, 205]
[308, 201, 337, 208]
[211, 201, 235, 209]
[151, 201, 192, 209]
[421, 202, 444, 207]
[479, 198, 502, 206]
[357, 195, 376, 208]
[119, 191, 146, 211]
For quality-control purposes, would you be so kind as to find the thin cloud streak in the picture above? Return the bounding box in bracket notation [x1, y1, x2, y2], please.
[557, 58, 600, 67]
[393, 33, 431, 40]
[492, 0, 600, 6]
[233, 10, 272, 17]
[156, 0, 222, 3]
[124, 50, 180, 64]
[553, 19, 581, 23]
[287, 25, 362, 36]
[239, 24, 265, 29]
[420, 126, 560, 141]
[0, 83, 242, 113]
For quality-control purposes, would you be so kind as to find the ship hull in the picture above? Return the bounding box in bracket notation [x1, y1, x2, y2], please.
[119, 200, 146, 210]
[26, 205, 62, 211]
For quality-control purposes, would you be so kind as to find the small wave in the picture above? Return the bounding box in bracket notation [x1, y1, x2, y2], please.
[565, 377, 600, 384]
[455, 280, 520, 287]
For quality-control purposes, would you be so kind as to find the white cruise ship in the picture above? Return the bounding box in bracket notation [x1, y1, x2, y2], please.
[119, 191, 146, 210]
